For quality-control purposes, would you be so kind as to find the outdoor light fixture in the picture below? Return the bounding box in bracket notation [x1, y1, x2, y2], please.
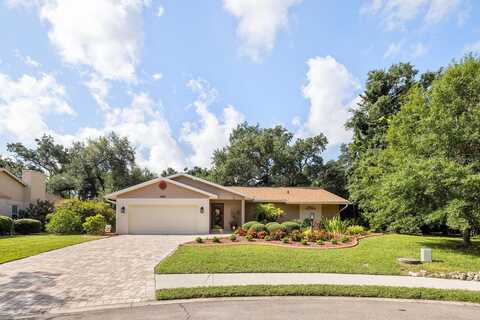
[200, 206, 204, 214]
[121, 206, 126, 214]
[310, 212, 315, 231]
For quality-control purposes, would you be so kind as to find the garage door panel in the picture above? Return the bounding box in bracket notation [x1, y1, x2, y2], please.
[128, 204, 202, 234]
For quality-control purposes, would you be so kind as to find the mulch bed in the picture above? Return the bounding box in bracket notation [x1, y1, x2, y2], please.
[184, 233, 382, 250]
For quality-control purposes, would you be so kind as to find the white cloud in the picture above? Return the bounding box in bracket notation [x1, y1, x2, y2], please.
[384, 40, 428, 59]
[10, 0, 148, 81]
[384, 41, 404, 58]
[180, 78, 244, 168]
[157, 5, 164, 17]
[152, 73, 163, 80]
[224, 0, 301, 62]
[464, 41, 480, 54]
[411, 42, 428, 57]
[300, 56, 359, 146]
[362, 0, 462, 30]
[0, 73, 75, 143]
[60, 92, 186, 172]
[85, 74, 110, 111]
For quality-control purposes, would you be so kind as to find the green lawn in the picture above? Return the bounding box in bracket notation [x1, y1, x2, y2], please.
[155, 234, 480, 275]
[156, 284, 480, 304]
[0, 234, 102, 264]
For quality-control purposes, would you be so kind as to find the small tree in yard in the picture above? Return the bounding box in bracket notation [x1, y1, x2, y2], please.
[255, 203, 285, 223]
[82, 214, 107, 235]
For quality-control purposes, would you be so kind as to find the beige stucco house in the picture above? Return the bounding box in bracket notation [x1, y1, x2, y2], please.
[106, 173, 349, 235]
[0, 169, 57, 216]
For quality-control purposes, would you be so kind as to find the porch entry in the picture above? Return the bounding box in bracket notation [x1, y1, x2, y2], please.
[211, 203, 224, 230]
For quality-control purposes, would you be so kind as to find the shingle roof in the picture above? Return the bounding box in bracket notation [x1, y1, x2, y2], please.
[227, 186, 349, 204]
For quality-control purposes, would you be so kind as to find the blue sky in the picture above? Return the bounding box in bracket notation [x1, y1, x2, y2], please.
[0, 0, 479, 173]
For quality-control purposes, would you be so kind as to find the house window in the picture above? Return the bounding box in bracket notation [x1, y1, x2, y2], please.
[11, 205, 18, 216]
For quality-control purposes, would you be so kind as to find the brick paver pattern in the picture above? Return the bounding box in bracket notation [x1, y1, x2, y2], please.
[0, 235, 195, 316]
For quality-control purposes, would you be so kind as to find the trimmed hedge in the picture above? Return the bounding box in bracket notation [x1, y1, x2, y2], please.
[0, 215, 13, 235]
[242, 221, 258, 230]
[265, 222, 285, 233]
[281, 221, 301, 233]
[82, 214, 106, 235]
[248, 223, 266, 232]
[14, 219, 42, 234]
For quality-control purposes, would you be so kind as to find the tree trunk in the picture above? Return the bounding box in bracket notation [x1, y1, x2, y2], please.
[463, 228, 471, 246]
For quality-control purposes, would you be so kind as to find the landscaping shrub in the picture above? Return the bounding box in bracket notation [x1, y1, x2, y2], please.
[14, 219, 42, 234]
[45, 208, 82, 234]
[346, 225, 365, 235]
[256, 231, 267, 239]
[290, 230, 303, 242]
[212, 236, 220, 243]
[82, 214, 106, 235]
[242, 221, 258, 230]
[264, 236, 271, 241]
[248, 223, 266, 232]
[247, 229, 258, 238]
[265, 222, 285, 233]
[255, 203, 285, 222]
[341, 235, 349, 243]
[195, 237, 203, 243]
[301, 239, 308, 245]
[282, 237, 289, 243]
[331, 239, 338, 245]
[0, 215, 14, 235]
[229, 234, 237, 242]
[235, 228, 247, 236]
[245, 234, 254, 241]
[281, 221, 301, 233]
[271, 230, 287, 240]
[316, 239, 324, 245]
[18, 200, 54, 227]
[322, 217, 349, 235]
[55, 199, 115, 226]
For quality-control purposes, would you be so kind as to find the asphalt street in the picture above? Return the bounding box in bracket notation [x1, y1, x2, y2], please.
[33, 297, 480, 320]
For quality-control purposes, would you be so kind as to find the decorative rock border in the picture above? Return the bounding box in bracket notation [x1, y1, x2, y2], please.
[409, 270, 480, 281]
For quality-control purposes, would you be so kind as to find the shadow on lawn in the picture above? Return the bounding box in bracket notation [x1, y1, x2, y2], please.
[418, 237, 480, 259]
[0, 271, 68, 316]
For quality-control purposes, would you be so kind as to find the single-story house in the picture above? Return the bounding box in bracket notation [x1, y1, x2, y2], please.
[0, 168, 60, 216]
[105, 173, 349, 235]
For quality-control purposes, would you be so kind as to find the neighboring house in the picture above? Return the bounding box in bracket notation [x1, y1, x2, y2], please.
[0, 168, 59, 216]
[105, 173, 349, 235]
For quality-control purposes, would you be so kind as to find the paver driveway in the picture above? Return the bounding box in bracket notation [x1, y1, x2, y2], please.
[0, 235, 195, 317]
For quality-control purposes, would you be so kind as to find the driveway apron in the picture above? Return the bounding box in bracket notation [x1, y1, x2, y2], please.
[0, 235, 193, 317]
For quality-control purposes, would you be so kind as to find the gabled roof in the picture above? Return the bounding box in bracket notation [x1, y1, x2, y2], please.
[167, 173, 253, 199]
[0, 168, 26, 187]
[104, 177, 218, 200]
[227, 186, 349, 204]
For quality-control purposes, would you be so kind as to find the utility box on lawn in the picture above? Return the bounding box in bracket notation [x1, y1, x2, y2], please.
[421, 247, 432, 263]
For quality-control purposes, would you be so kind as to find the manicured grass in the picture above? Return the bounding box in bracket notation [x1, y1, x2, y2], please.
[156, 284, 480, 304]
[0, 234, 102, 264]
[155, 234, 480, 275]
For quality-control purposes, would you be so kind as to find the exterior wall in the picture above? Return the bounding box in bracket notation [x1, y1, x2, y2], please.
[0, 171, 26, 203]
[172, 176, 245, 200]
[211, 199, 242, 231]
[322, 204, 340, 218]
[116, 198, 210, 235]
[245, 202, 300, 222]
[0, 199, 25, 217]
[22, 170, 46, 202]
[117, 181, 208, 199]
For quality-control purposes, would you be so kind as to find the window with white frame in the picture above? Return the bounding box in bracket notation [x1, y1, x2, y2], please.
[11, 205, 18, 216]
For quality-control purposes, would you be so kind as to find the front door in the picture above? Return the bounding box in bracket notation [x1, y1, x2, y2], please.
[211, 203, 224, 229]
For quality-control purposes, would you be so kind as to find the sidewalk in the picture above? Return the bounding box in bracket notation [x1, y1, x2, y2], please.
[155, 273, 480, 291]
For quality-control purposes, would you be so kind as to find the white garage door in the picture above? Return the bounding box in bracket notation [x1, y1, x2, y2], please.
[127, 204, 201, 234]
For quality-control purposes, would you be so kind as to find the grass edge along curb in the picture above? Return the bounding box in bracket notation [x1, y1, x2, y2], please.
[156, 284, 480, 304]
